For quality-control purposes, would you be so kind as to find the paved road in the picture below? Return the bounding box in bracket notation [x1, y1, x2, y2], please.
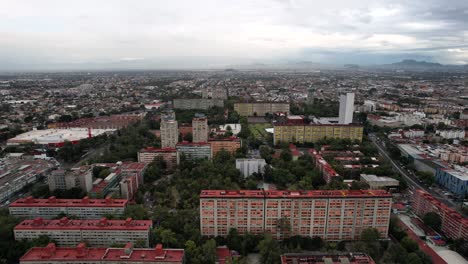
[368, 134, 457, 208]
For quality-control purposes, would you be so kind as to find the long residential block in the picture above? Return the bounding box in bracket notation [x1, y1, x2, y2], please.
[14, 217, 152, 247]
[173, 98, 224, 110]
[234, 102, 290, 116]
[9, 196, 128, 219]
[200, 189, 392, 241]
[274, 124, 363, 145]
[20, 242, 184, 264]
[412, 189, 468, 240]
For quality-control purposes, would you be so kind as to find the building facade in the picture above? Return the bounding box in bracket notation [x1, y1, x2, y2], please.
[435, 167, 468, 196]
[173, 98, 224, 110]
[20, 242, 185, 264]
[48, 167, 93, 192]
[14, 217, 153, 247]
[235, 159, 267, 178]
[338, 93, 355, 125]
[138, 147, 178, 170]
[192, 117, 208, 143]
[412, 189, 468, 240]
[274, 124, 363, 145]
[8, 196, 127, 219]
[234, 102, 290, 116]
[176, 142, 212, 161]
[209, 137, 242, 157]
[160, 118, 178, 148]
[200, 190, 392, 240]
[308, 149, 340, 183]
[436, 130, 466, 139]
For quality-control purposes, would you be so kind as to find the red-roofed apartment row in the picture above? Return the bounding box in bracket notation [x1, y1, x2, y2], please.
[9, 196, 128, 219]
[308, 149, 340, 183]
[280, 252, 375, 264]
[200, 189, 392, 240]
[14, 217, 152, 247]
[412, 189, 468, 240]
[20, 242, 184, 264]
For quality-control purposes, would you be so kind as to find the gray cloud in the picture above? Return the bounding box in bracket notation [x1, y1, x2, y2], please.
[0, 0, 467, 70]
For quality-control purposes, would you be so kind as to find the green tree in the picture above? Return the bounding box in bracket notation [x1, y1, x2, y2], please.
[401, 237, 419, 253]
[280, 149, 292, 162]
[124, 205, 149, 220]
[382, 243, 408, 263]
[31, 183, 50, 198]
[201, 239, 217, 263]
[361, 228, 380, 243]
[423, 212, 441, 231]
[158, 228, 177, 247]
[407, 252, 423, 264]
[258, 234, 281, 264]
[227, 228, 242, 252]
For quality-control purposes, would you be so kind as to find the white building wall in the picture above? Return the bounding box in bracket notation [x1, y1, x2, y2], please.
[236, 159, 266, 177]
[339, 93, 354, 124]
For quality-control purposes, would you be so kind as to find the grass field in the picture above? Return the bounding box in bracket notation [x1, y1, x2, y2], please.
[249, 123, 273, 139]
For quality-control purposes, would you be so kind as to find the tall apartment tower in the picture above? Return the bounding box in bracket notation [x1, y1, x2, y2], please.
[339, 92, 355, 124]
[192, 115, 208, 143]
[307, 89, 315, 104]
[161, 117, 179, 148]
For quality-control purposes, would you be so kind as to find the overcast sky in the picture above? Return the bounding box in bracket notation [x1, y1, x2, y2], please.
[1, 0, 468, 70]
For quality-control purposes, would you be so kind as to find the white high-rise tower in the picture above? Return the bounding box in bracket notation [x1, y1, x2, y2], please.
[339, 92, 355, 124]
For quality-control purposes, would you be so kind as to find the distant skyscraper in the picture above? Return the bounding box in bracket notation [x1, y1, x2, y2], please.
[192, 115, 208, 143]
[161, 117, 178, 148]
[339, 92, 355, 124]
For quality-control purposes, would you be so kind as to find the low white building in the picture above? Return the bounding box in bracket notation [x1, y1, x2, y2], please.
[436, 130, 466, 139]
[219, 124, 242, 135]
[236, 158, 266, 178]
[403, 129, 425, 138]
[360, 174, 399, 190]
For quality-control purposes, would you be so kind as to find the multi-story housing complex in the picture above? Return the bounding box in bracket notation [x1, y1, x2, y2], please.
[200, 189, 392, 240]
[87, 162, 146, 200]
[192, 116, 208, 143]
[20, 242, 185, 264]
[0, 156, 56, 203]
[274, 124, 363, 145]
[412, 189, 468, 240]
[120, 162, 147, 187]
[402, 129, 425, 139]
[234, 102, 290, 116]
[308, 149, 340, 183]
[173, 98, 224, 110]
[235, 158, 267, 178]
[209, 137, 242, 157]
[176, 142, 212, 161]
[160, 117, 178, 148]
[138, 147, 178, 170]
[338, 93, 354, 125]
[435, 166, 468, 196]
[48, 166, 93, 192]
[281, 253, 375, 264]
[14, 217, 153, 247]
[461, 110, 468, 120]
[119, 173, 139, 201]
[9, 196, 127, 219]
[436, 129, 466, 139]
